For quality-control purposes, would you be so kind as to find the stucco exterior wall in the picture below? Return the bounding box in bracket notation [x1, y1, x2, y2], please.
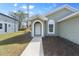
[58, 16, 79, 44]
[46, 8, 74, 36]
[0, 14, 18, 34]
[55, 22, 58, 36]
[44, 21, 48, 36]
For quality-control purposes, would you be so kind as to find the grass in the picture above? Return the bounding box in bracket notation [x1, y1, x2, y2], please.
[0, 31, 25, 41]
[0, 29, 32, 56]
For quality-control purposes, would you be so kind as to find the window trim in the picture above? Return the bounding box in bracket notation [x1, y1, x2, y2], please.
[0, 23, 2, 29]
[48, 19, 55, 34]
[49, 24, 53, 32]
[8, 24, 11, 27]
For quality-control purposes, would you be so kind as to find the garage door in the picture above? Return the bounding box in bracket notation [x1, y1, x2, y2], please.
[34, 22, 41, 36]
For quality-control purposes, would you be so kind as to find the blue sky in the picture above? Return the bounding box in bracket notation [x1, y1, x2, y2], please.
[0, 3, 79, 16]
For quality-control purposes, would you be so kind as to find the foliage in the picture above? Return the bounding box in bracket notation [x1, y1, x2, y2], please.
[10, 10, 28, 30]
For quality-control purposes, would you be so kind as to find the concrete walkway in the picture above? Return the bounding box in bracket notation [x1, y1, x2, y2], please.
[21, 37, 44, 56]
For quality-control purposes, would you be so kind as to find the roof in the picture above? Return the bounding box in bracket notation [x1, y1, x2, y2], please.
[29, 15, 48, 21]
[44, 4, 78, 16]
[0, 13, 18, 21]
[57, 11, 79, 22]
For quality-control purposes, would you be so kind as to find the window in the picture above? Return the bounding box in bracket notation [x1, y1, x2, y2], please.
[49, 24, 53, 32]
[8, 24, 11, 27]
[48, 20, 55, 34]
[0, 23, 2, 29]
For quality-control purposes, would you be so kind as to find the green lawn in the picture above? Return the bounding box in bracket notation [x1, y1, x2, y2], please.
[0, 30, 31, 56]
[0, 31, 25, 41]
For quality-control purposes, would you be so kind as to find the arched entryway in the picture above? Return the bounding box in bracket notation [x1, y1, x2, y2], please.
[32, 20, 44, 37]
[34, 22, 42, 36]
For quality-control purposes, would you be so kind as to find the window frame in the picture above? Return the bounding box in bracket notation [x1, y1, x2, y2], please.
[8, 24, 11, 27]
[48, 19, 55, 34]
[0, 23, 2, 29]
[49, 24, 53, 32]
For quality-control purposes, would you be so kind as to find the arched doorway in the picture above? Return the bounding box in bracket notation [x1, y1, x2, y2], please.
[34, 22, 41, 36]
[32, 20, 44, 37]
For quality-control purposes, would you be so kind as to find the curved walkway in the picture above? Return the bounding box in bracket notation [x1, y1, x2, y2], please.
[21, 37, 44, 56]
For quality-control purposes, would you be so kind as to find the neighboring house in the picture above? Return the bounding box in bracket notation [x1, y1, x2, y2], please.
[0, 13, 18, 34]
[29, 5, 79, 44]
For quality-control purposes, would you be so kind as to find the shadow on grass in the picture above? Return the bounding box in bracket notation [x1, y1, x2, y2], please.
[0, 32, 32, 45]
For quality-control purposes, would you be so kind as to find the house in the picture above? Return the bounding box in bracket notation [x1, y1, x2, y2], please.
[0, 13, 18, 34]
[29, 5, 79, 44]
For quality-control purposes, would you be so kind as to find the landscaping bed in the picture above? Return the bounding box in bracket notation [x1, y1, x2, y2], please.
[0, 31, 32, 56]
[42, 36, 79, 56]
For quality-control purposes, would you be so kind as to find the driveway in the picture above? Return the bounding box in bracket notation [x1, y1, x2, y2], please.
[42, 36, 79, 56]
[21, 36, 44, 56]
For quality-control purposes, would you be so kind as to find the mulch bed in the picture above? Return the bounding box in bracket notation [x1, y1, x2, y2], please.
[42, 36, 79, 56]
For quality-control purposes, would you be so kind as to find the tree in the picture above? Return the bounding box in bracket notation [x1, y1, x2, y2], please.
[9, 10, 27, 30]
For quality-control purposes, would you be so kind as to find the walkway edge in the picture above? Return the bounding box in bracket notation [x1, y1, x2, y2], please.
[21, 37, 44, 56]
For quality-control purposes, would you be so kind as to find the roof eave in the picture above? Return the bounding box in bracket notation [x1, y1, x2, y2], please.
[0, 13, 18, 21]
[44, 4, 78, 17]
[57, 11, 79, 22]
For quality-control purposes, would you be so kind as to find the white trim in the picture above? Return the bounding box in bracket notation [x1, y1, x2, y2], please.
[32, 20, 44, 37]
[47, 19, 55, 35]
[57, 11, 79, 22]
[44, 4, 78, 16]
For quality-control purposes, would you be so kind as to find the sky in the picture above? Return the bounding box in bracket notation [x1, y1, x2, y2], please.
[0, 3, 79, 16]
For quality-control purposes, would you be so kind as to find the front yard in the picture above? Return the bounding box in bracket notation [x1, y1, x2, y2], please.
[42, 36, 79, 56]
[0, 31, 25, 41]
[0, 30, 32, 56]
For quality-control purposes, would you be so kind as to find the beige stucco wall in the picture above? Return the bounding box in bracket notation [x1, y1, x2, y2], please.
[44, 21, 48, 36]
[58, 16, 79, 44]
[46, 8, 74, 36]
[30, 8, 75, 37]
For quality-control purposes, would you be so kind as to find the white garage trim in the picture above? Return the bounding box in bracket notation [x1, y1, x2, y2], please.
[32, 20, 44, 37]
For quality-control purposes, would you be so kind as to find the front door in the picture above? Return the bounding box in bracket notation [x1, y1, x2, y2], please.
[5, 24, 7, 32]
[34, 22, 41, 36]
